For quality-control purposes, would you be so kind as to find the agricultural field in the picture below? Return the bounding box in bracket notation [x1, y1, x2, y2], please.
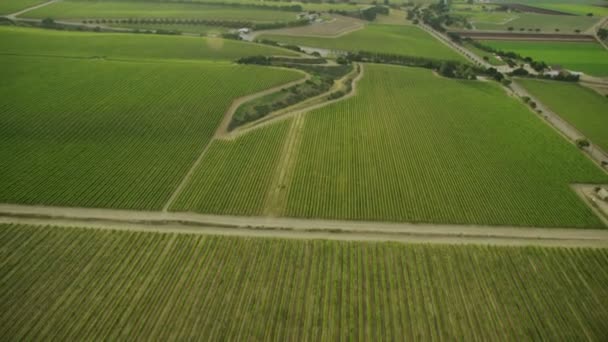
[518, 79, 608, 152]
[20, 0, 298, 23]
[172, 64, 608, 228]
[0, 0, 46, 15]
[0, 26, 297, 61]
[534, 3, 608, 16]
[253, 15, 365, 38]
[481, 40, 608, 76]
[172, 121, 291, 215]
[473, 12, 600, 32]
[2, 224, 607, 340]
[260, 24, 467, 62]
[0, 53, 301, 209]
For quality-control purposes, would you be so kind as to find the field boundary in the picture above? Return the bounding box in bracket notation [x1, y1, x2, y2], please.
[1, 204, 608, 247]
[225, 63, 364, 140]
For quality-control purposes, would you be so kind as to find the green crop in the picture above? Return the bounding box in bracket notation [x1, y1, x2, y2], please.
[1, 223, 607, 340]
[0, 54, 302, 209]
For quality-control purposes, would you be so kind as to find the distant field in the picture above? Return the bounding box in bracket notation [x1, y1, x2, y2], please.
[0, 52, 301, 209]
[255, 15, 364, 37]
[260, 24, 467, 62]
[21, 0, 298, 23]
[0, 27, 297, 60]
[2, 224, 608, 340]
[474, 13, 600, 32]
[519, 79, 608, 152]
[0, 0, 46, 15]
[173, 65, 608, 228]
[534, 3, 608, 16]
[482, 40, 608, 76]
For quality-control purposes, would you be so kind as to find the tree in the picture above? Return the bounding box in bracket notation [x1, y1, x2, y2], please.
[598, 28, 608, 40]
[41, 17, 55, 27]
[576, 139, 590, 149]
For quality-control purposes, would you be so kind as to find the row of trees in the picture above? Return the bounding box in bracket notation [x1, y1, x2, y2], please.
[329, 5, 389, 21]
[81, 18, 309, 30]
[119, 0, 304, 12]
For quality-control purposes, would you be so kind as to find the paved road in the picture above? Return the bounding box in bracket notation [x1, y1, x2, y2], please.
[2, 204, 608, 247]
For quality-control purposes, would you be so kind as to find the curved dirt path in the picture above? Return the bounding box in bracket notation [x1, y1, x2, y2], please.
[226, 63, 364, 140]
[1, 204, 608, 247]
[213, 69, 309, 139]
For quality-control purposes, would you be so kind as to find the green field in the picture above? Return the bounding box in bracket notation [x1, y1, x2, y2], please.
[519, 79, 608, 152]
[174, 64, 608, 228]
[260, 24, 467, 62]
[2, 224, 607, 340]
[535, 3, 608, 16]
[482, 40, 608, 76]
[0, 29, 301, 210]
[0, 0, 46, 15]
[474, 12, 600, 32]
[0, 26, 297, 60]
[21, 0, 298, 23]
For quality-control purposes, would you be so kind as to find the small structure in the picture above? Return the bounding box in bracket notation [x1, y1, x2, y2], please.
[597, 187, 608, 202]
[237, 28, 250, 34]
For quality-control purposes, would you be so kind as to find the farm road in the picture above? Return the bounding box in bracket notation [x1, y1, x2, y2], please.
[1, 204, 608, 248]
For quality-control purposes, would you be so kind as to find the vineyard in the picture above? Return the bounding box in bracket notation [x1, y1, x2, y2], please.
[519, 79, 608, 152]
[173, 64, 608, 228]
[0, 0, 45, 15]
[171, 121, 292, 215]
[1, 224, 607, 340]
[260, 24, 467, 62]
[0, 54, 301, 209]
[481, 40, 608, 77]
[21, 0, 298, 23]
[0, 27, 297, 61]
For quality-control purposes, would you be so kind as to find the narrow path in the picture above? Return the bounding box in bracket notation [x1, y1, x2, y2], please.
[509, 80, 608, 169]
[226, 63, 364, 140]
[4, 0, 60, 19]
[262, 113, 305, 216]
[162, 71, 309, 212]
[1, 204, 608, 247]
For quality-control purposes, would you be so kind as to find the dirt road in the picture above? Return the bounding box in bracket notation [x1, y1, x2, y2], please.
[226, 63, 364, 140]
[1, 204, 608, 247]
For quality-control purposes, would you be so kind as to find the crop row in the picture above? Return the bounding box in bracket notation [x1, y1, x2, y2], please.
[1, 224, 607, 340]
[0, 54, 301, 209]
[173, 64, 608, 227]
[171, 121, 291, 215]
[283, 64, 608, 227]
